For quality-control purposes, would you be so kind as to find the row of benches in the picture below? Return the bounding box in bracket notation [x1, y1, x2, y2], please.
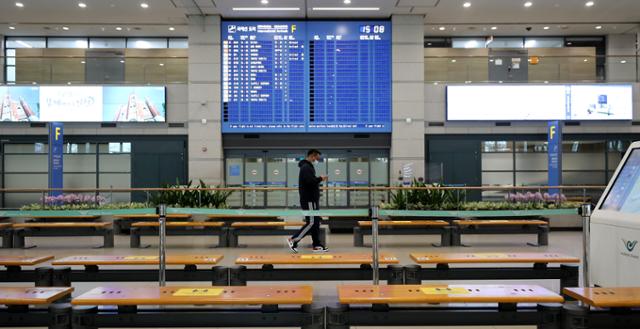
[0, 252, 579, 289]
[0, 218, 549, 248]
[0, 284, 634, 328]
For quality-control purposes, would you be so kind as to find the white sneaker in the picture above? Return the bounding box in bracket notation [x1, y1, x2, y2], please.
[312, 246, 329, 253]
[287, 238, 298, 253]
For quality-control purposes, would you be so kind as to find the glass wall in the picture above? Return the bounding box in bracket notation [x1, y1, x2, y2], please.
[2, 142, 131, 208]
[224, 149, 390, 208]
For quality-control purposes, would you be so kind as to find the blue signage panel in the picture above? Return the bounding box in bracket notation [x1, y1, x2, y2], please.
[547, 121, 562, 194]
[48, 122, 64, 197]
[221, 21, 392, 133]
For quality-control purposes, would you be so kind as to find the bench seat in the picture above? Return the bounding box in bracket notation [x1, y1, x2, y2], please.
[451, 219, 550, 246]
[354, 220, 451, 247]
[236, 253, 399, 265]
[129, 221, 226, 248]
[113, 214, 191, 233]
[11, 222, 114, 248]
[0, 255, 54, 267]
[53, 254, 223, 266]
[0, 287, 73, 305]
[410, 252, 580, 264]
[72, 285, 313, 306]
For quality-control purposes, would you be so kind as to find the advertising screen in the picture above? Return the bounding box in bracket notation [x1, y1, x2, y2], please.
[221, 20, 391, 133]
[447, 84, 633, 121]
[0, 86, 40, 122]
[0, 85, 166, 123]
[601, 149, 640, 213]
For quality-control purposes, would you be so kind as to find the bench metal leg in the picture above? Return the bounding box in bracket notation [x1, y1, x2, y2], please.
[327, 303, 350, 329]
[301, 304, 325, 329]
[437, 226, 452, 247]
[130, 228, 141, 248]
[1, 229, 12, 248]
[451, 227, 462, 247]
[386, 265, 404, 285]
[229, 265, 247, 286]
[403, 264, 422, 284]
[102, 229, 114, 248]
[319, 228, 327, 247]
[72, 305, 98, 329]
[12, 229, 26, 248]
[212, 266, 229, 286]
[216, 228, 228, 248]
[353, 227, 364, 247]
[560, 264, 580, 299]
[537, 225, 549, 246]
[227, 228, 239, 248]
[48, 302, 73, 329]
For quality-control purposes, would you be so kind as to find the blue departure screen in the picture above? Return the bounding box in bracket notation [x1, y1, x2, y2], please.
[221, 21, 391, 133]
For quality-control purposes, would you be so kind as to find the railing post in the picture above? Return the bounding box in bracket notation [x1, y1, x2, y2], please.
[580, 203, 592, 287]
[157, 204, 167, 287]
[370, 205, 380, 285]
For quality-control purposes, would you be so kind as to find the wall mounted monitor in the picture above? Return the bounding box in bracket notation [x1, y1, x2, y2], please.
[0, 85, 166, 122]
[221, 20, 391, 133]
[446, 84, 633, 121]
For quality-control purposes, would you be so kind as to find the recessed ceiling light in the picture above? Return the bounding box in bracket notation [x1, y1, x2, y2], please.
[543, 26, 550, 30]
[311, 7, 379, 11]
[585, 1, 594, 7]
[261, 0, 269, 4]
[116, 26, 123, 31]
[490, 26, 497, 30]
[140, 2, 149, 8]
[621, 60, 627, 64]
[439, 26, 446, 31]
[8, 26, 15, 30]
[81, 60, 86, 64]
[78, 2, 86, 8]
[168, 26, 175, 31]
[524, 1, 533, 7]
[120, 60, 125, 63]
[62, 26, 69, 30]
[451, 59, 457, 63]
[595, 25, 602, 29]
[15, 2, 24, 8]
[463, 2, 471, 8]
[233, 7, 300, 11]
[583, 59, 588, 62]
[343, 0, 351, 4]
[159, 63, 165, 66]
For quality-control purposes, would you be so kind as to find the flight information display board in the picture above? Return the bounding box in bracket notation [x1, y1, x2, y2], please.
[221, 21, 391, 133]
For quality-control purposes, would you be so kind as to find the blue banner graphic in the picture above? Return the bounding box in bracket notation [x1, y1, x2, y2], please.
[48, 122, 64, 197]
[547, 121, 562, 194]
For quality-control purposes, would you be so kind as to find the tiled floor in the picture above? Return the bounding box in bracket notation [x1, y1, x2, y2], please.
[2, 230, 584, 328]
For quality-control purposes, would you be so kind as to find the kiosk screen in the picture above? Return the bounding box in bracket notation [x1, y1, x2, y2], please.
[601, 149, 640, 213]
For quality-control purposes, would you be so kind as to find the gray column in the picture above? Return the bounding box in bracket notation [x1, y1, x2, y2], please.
[187, 16, 224, 184]
[606, 34, 636, 82]
[391, 15, 425, 181]
[0, 34, 4, 83]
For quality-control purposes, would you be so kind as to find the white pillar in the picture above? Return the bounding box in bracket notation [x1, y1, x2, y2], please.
[391, 15, 425, 182]
[187, 16, 224, 184]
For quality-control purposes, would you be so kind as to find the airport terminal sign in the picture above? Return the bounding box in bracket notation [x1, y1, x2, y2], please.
[447, 84, 633, 121]
[0, 85, 166, 122]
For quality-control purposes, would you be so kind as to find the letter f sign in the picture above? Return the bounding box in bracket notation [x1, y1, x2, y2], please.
[549, 125, 556, 140]
[55, 127, 61, 141]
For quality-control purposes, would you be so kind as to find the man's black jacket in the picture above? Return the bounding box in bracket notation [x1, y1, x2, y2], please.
[298, 159, 322, 202]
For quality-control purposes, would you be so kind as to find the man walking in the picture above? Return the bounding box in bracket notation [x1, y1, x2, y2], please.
[287, 149, 328, 253]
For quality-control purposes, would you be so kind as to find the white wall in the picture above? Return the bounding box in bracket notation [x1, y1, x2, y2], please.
[607, 34, 637, 82]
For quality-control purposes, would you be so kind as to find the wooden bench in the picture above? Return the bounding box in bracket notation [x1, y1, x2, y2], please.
[112, 213, 192, 234]
[232, 253, 402, 285]
[53, 254, 223, 267]
[452, 219, 550, 246]
[49, 254, 227, 286]
[11, 222, 114, 248]
[354, 220, 452, 247]
[29, 215, 101, 222]
[227, 221, 326, 248]
[0, 256, 56, 286]
[69, 285, 321, 328]
[563, 287, 640, 329]
[330, 284, 564, 328]
[325, 215, 369, 233]
[130, 221, 226, 248]
[0, 223, 12, 248]
[407, 252, 580, 290]
[206, 214, 281, 227]
[0, 287, 74, 328]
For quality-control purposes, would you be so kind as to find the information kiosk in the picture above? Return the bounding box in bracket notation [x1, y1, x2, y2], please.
[591, 141, 640, 286]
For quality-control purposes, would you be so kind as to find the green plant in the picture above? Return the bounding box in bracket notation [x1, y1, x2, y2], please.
[150, 179, 232, 208]
[20, 202, 149, 211]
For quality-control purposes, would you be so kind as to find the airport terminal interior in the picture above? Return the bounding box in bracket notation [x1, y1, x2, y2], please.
[1, 0, 640, 328]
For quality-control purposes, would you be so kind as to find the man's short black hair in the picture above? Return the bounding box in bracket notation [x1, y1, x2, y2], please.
[307, 149, 322, 156]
